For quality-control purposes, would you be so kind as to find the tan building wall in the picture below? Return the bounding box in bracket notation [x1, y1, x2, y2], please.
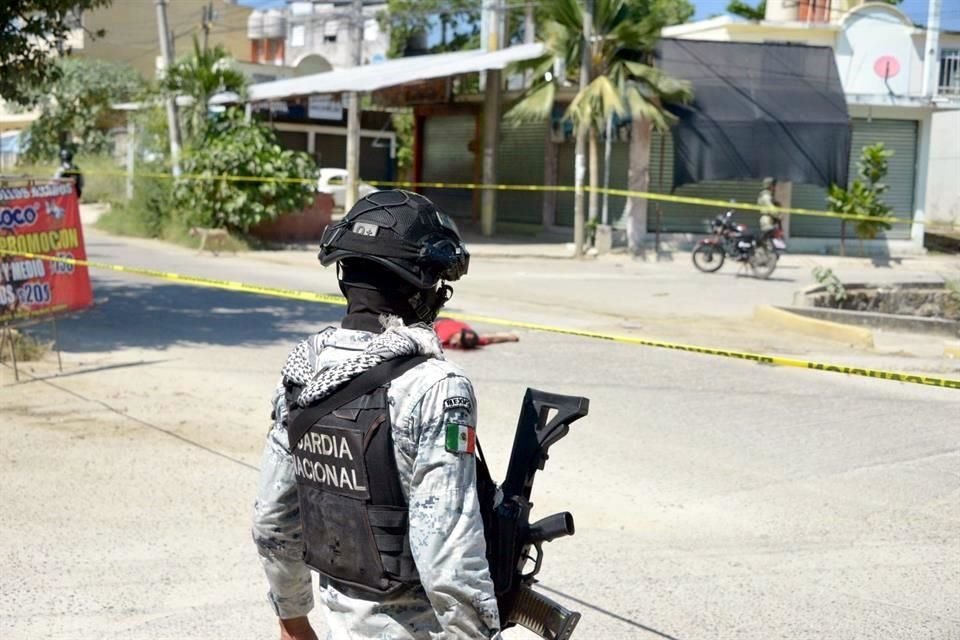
[73, 0, 253, 78]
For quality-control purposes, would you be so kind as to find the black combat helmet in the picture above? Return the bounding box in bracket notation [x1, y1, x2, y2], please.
[318, 189, 469, 289]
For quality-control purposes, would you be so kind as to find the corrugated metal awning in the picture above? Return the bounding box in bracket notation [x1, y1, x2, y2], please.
[229, 43, 546, 103]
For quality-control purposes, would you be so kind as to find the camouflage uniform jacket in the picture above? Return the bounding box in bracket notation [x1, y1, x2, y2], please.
[252, 326, 502, 639]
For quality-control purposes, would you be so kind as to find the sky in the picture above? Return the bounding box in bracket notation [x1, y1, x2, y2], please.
[238, 0, 960, 32]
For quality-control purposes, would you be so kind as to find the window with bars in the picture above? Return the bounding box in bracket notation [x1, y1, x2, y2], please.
[940, 49, 960, 95]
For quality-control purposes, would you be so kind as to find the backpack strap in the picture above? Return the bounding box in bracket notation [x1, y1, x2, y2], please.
[288, 355, 429, 451]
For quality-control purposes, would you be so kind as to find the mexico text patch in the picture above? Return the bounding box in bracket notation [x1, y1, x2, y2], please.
[443, 396, 473, 412]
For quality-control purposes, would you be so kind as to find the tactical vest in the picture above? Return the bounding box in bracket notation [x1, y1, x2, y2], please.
[285, 361, 423, 600]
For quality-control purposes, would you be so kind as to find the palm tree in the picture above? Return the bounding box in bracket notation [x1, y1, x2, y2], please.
[726, 0, 766, 21]
[161, 37, 247, 142]
[509, 0, 691, 254]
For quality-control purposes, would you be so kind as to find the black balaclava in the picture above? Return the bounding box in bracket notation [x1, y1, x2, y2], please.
[339, 260, 449, 333]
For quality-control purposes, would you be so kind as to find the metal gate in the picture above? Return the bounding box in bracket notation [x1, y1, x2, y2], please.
[421, 114, 476, 221]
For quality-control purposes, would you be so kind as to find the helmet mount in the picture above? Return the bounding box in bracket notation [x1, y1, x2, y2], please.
[319, 190, 469, 290]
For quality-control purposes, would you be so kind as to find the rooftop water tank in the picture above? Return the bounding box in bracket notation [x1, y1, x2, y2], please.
[246, 10, 264, 39]
[263, 8, 286, 39]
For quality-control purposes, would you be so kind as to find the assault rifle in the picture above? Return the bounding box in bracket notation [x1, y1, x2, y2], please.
[479, 388, 590, 640]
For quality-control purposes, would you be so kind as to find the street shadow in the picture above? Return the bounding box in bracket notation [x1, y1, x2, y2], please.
[712, 272, 797, 283]
[2, 359, 171, 387]
[49, 278, 342, 353]
[869, 255, 904, 268]
[539, 585, 685, 640]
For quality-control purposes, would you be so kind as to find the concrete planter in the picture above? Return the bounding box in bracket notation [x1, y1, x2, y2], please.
[249, 193, 335, 244]
[792, 282, 960, 337]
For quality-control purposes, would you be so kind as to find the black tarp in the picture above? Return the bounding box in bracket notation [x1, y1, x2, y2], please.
[656, 38, 851, 190]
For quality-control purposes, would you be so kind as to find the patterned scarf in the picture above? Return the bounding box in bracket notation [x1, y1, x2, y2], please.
[282, 316, 443, 407]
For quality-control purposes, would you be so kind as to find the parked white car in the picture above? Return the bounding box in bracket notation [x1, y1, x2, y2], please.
[316, 168, 378, 211]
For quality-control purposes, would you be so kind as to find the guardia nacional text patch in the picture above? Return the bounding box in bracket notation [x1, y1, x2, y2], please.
[445, 422, 476, 455]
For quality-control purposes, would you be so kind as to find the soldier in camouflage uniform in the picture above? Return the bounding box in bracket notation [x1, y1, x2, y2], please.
[252, 190, 501, 640]
[758, 176, 781, 235]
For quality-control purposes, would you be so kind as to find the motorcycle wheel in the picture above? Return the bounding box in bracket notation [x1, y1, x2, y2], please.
[692, 244, 725, 273]
[750, 243, 778, 279]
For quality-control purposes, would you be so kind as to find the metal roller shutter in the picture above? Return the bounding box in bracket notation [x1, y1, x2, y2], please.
[422, 115, 476, 221]
[641, 131, 769, 234]
[791, 118, 917, 239]
[556, 130, 761, 232]
[497, 120, 548, 225]
[554, 131, 637, 228]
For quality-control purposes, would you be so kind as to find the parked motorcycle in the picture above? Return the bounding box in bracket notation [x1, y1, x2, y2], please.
[691, 210, 787, 279]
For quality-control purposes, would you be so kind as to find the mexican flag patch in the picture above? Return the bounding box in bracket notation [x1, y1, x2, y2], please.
[445, 422, 476, 455]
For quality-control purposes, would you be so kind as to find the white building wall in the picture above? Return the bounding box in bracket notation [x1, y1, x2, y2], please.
[835, 6, 920, 97]
[925, 109, 960, 229]
[285, 1, 389, 72]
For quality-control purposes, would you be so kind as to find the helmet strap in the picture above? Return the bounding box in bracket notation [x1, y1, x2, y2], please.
[408, 282, 452, 325]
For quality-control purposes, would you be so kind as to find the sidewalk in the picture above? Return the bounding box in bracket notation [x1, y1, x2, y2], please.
[245, 235, 960, 275]
[78, 203, 958, 270]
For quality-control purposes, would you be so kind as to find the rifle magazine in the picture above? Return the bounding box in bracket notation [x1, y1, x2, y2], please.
[506, 584, 581, 640]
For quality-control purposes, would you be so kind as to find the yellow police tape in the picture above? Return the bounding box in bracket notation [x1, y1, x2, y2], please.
[77, 169, 929, 228]
[2, 248, 959, 392]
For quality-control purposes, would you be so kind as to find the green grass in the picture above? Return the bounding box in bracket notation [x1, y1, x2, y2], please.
[160, 224, 250, 253]
[0, 330, 49, 363]
[11, 154, 127, 204]
[96, 174, 249, 252]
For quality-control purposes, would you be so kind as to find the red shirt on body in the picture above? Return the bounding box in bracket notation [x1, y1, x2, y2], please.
[434, 318, 489, 348]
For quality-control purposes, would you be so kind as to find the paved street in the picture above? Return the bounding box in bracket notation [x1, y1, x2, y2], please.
[1, 228, 959, 639]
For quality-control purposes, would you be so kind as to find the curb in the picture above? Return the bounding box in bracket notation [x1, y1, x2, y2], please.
[754, 305, 875, 348]
[783, 305, 960, 337]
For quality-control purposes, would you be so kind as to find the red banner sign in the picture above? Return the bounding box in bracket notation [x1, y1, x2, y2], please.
[0, 181, 93, 323]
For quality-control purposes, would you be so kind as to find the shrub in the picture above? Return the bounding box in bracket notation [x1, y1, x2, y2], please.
[0, 329, 48, 363]
[96, 170, 173, 238]
[173, 109, 317, 233]
[812, 266, 847, 305]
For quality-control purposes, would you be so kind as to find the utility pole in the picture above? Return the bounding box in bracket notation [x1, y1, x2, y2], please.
[201, 1, 213, 53]
[920, 0, 942, 97]
[480, 0, 503, 237]
[572, 0, 592, 257]
[524, 1, 535, 44]
[155, 0, 182, 177]
[601, 116, 612, 226]
[344, 0, 364, 212]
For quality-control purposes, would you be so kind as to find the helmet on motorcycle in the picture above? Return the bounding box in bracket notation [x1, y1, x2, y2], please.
[59, 148, 74, 164]
[318, 189, 469, 289]
[762, 176, 777, 190]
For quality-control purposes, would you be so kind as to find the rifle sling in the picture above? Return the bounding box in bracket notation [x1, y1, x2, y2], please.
[288, 355, 429, 450]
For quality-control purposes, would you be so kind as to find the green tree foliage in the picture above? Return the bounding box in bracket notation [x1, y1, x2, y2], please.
[380, 0, 692, 59]
[19, 57, 142, 160]
[0, 0, 111, 102]
[380, 0, 480, 58]
[510, 0, 691, 137]
[174, 110, 317, 233]
[726, 0, 766, 21]
[508, 0, 692, 250]
[827, 142, 894, 253]
[641, 0, 695, 26]
[160, 37, 247, 141]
